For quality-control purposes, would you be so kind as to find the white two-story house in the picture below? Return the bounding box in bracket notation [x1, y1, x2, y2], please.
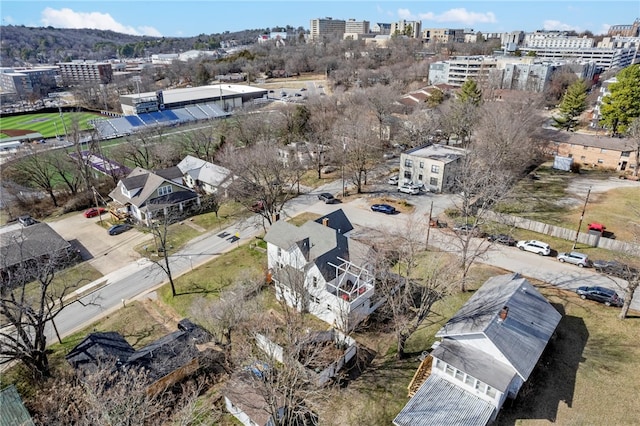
[395, 273, 562, 426]
[176, 155, 234, 195]
[398, 143, 467, 193]
[263, 210, 376, 331]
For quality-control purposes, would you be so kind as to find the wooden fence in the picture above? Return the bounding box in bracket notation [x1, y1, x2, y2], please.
[485, 211, 640, 255]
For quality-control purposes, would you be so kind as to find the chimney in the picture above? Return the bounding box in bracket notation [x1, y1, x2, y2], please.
[322, 218, 329, 227]
[498, 306, 509, 321]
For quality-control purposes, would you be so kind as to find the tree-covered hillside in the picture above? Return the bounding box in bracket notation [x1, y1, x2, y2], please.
[0, 25, 271, 66]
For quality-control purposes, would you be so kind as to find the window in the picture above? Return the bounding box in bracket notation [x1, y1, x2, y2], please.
[277, 247, 282, 257]
[418, 174, 423, 181]
[464, 374, 475, 386]
[475, 381, 487, 393]
[404, 159, 413, 167]
[419, 161, 424, 168]
[445, 365, 455, 377]
[158, 185, 172, 196]
[310, 295, 320, 304]
[404, 170, 412, 179]
[431, 164, 440, 173]
[312, 276, 318, 288]
[327, 304, 332, 312]
[597, 159, 604, 164]
[568, 153, 573, 158]
[435, 359, 444, 371]
[600, 148, 607, 153]
[430, 177, 438, 186]
[455, 369, 464, 381]
[621, 151, 631, 157]
[486, 386, 496, 398]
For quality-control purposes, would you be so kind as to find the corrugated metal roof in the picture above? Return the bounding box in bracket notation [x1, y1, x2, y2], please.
[436, 273, 561, 381]
[393, 375, 495, 426]
[0, 385, 35, 426]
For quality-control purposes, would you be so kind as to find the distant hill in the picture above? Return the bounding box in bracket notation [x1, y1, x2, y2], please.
[0, 25, 270, 67]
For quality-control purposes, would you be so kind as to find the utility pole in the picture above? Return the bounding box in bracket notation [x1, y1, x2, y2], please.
[572, 186, 591, 250]
[425, 200, 434, 250]
[92, 186, 103, 225]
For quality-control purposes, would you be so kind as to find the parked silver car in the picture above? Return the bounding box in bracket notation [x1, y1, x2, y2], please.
[557, 251, 591, 267]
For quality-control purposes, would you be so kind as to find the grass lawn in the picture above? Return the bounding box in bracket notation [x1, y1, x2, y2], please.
[158, 244, 267, 317]
[0, 112, 103, 139]
[19, 262, 102, 307]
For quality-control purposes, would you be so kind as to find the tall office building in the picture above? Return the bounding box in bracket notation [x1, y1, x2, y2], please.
[309, 17, 346, 41]
[58, 61, 113, 86]
[345, 19, 370, 35]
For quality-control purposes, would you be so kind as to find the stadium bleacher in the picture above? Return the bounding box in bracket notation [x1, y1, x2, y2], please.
[125, 116, 145, 127]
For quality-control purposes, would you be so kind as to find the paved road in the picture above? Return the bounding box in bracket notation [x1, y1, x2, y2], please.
[43, 179, 639, 344]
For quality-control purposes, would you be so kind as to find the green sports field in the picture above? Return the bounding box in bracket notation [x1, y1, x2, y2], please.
[0, 112, 104, 140]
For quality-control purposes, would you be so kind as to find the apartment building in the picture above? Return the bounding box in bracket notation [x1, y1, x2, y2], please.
[428, 56, 498, 87]
[422, 28, 465, 43]
[608, 18, 640, 37]
[391, 20, 422, 38]
[524, 31, 595, 49]
[399, 144, 468, 193]
[345, 19, 370, 34]
[518, 45, 638, 70]
[58, 61, 113, 86]
[591, 76, 617, 128]
[309, 17, 346, 41]
[0, 66, 58, 96]
[428, 56, 597, 92]
[372, 23, 391, 34]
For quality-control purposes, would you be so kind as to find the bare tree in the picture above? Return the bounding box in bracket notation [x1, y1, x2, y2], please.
[0, 243, 80, 379]
[179, 122, 224, 163]
[218, 142, 302, 225]
[373, 218, 458, 358]
[449, 98, 545, 291]
[5, 147, 60, 207]
[626, 117, 640, 177]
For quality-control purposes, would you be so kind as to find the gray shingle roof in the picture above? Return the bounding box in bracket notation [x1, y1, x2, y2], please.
[314, 209, 354, 234]
[393, 375, 495, 426]
[436, 273, 561, 381]
[65, 331, 135, 369]
[431, 340, 514, 392]
[0, 222, 71, 269]
[109, 167, 196, 210]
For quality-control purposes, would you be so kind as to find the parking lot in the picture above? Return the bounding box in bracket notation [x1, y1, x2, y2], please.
[48, 212, 153, 275]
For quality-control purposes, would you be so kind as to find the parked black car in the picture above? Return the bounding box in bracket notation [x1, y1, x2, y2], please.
[108, 224, 132, 235]
[575, 286, 624, 307]
[318, 193, 338, 204]
[487, 234, 517, 246]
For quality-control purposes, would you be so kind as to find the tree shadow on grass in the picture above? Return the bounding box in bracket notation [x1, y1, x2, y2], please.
[495, 304, 588, 425]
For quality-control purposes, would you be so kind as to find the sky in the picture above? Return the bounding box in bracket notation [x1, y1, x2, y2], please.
[1, 1, 638, 38]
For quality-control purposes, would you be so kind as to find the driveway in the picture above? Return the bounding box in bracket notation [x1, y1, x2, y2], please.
[48, 212, 153, 275]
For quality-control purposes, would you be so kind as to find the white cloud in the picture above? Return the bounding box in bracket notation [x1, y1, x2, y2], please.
[3, 15, 15, 24]
[397, 8, 496, 26]
[542, 20, 582, 33]
[40, 7, 162, 37]
[597, 24, 611, 36]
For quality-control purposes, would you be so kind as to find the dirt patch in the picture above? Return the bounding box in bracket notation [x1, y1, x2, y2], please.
[2, 129, 34, 137]
[566, 176, 640, 198]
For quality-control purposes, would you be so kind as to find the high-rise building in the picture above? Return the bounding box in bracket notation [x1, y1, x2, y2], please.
[309, 17, 346, 41]
[524, 31, 595, 49]
[391, 20, 422, 38]
[58, 61, 113, 86]
[422, 28, 465, 43]
[0, 67, 59, 97]
[345, 19, 370, 35]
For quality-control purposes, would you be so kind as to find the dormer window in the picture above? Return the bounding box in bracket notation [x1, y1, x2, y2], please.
[158, 185, 172, 196]
[121, 185, 131, 198]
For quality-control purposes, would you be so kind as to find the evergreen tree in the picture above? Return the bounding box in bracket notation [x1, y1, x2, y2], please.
[553, 79, 588, 131]
[458, 79, 482, 106]
[600, 64, 640, 135]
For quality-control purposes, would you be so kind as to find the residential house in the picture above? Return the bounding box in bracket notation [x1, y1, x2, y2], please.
[108, 167, 200, 225]
[398, 144, 468, 193]
[542, 128, 639, 173]
[394, 274, 562, 426]
[256, 320, 357, 386]
[263, 209, 375, 331]
[0, 222, 72, 285]
[66, 319, 220, 396]
[224, 367, 318, 426]
[176, 155, 234, 195]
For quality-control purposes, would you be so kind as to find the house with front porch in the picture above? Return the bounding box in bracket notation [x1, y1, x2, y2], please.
[394, 274, 561, 426]
[108, 167, 200, 225]
[263, 210, 376, 331]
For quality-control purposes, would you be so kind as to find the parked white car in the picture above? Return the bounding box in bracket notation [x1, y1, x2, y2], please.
[516, 240, 551, 256]
[398, 183, 420, 195]
[388, 175, 399, 185]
